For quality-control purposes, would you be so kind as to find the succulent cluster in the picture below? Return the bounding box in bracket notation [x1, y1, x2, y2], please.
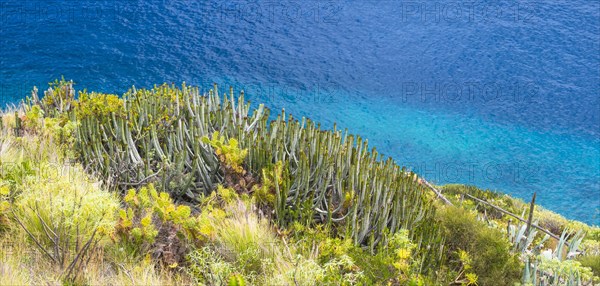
[1, 80, 595, 285]
[26, 81, 444, 274]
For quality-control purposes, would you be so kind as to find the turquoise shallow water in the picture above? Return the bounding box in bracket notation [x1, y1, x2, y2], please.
[1, 1, 599, 224]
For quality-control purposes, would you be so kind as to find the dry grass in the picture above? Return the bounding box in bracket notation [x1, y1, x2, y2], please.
[0, 228, 191, 285]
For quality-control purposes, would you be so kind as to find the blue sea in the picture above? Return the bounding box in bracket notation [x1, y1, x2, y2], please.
[1, 1, 598, 225]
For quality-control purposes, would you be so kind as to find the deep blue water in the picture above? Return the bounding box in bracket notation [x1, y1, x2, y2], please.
[1, 1, 598, 224]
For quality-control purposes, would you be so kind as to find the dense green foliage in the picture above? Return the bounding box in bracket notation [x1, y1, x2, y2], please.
[13, 164, 120, 282]
[0, 79, 596, 285]
[28, 80, 444, 272]
[114, 184, 203, 267]
[436, 206, 522, 285]
[441, 184, 600, 285]
[578, 255, 600, 277]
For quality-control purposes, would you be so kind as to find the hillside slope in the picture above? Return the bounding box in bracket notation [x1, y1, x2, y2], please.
[0, 79, 597, 285]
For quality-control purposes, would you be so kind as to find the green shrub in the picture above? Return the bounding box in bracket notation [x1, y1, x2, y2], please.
[290, 223, 427, 285]
[202, 131, 257, 195]
[21, 103, 78, 156]
[577, 254, 600, 277]
[202, 131, 247, 175]
[13, 164, 119, 282]
[442, 184, 598, 241]
[292, 229, 367, 284]
[43, 117, 78, 152]
[74, 91, 124, 120]
[22, 104, 44, 131]
[114, 184, 201, 266]
[436, 206, 522, 285]
[0, 137, 36, 191]
[0, 184, 11, 231]
[451, 250, 479, 285]
[442, 184, 525, 222]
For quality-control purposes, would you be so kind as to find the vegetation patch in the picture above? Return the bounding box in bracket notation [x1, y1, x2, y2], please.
[0, 80, 595, 285]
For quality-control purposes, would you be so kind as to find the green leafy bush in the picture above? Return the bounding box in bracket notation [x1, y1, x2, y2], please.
[452, 250, 479, 285]
[21, 103, 78, 156]
[0, 137, 36, 190]
[289, 223, 428, 285]
[74, 91, 124, 120]
[22, 104, 44, 131]
[577, 254, 600, 277]
[202, 131, 257, 194]
[436, 206, 522, 285]
[12, 164, 119, 282]
[202, 131, 248, 175]
[442, 184, 599, 241]
[114, 184, 201, 267]
[0, 184, 11, 231]
[579, 232, 600, 278]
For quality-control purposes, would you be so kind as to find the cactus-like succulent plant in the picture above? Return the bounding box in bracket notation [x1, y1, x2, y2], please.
[28, 81, 445, 274]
